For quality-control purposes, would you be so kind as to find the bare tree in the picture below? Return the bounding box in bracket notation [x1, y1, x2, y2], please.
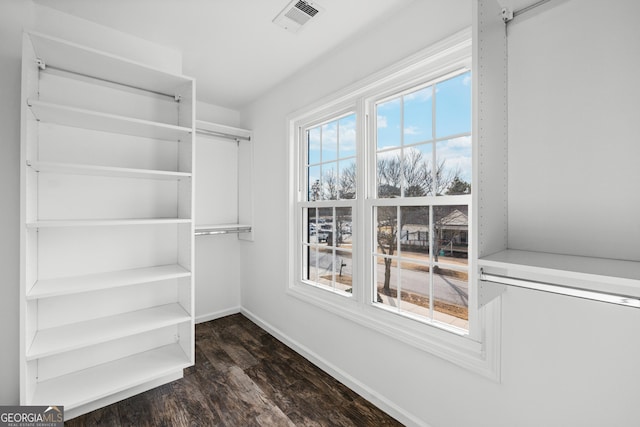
[339, 162, 356, 200]
[323, 169, 338, 200]
[376, 154, 463, 291]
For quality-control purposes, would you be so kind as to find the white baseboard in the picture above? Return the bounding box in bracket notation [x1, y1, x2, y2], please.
[240, 308, 431, 427]
[195, 306, 241, 324]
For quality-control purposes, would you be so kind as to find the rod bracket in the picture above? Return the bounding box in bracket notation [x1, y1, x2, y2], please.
[174, 94, 182, 102]
[501, 7, 514, 23]
[35, 58, 46, 70]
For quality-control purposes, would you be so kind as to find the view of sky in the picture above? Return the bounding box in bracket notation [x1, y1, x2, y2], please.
[306, 70, 471, 198]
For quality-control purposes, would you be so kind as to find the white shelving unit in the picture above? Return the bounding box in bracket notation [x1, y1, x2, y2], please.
[474, 0, 640, 304]
[195, 120, 253, 241]
[19, 31, 195, 419]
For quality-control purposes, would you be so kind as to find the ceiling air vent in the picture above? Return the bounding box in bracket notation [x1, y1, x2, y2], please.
[273, 0, 324, 33]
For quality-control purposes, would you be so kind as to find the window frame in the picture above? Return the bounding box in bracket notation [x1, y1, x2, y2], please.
[286, 29, 502, 380]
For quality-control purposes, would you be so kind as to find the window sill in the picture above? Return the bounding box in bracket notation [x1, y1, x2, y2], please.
[287, 280, 502, 381]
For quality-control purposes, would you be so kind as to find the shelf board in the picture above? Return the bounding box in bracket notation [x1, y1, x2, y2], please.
[28, 99, 192, 142]
[479, 249, 640, 296]
[27, 264, 191, 300]
[26, 218, 192, 228]
[29, 343, 190, 410]
[27, 304, 191, 360]
[29, 161, 191, 180]
[28, 31, 193, 97]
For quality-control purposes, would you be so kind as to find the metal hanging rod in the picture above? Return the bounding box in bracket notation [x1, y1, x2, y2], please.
[502, 0, 556, 23]
[195, 226, 252, 236]
[196, 128, 251, 142]
[480, 270, 640, 309]
[43, 64, 180, 100]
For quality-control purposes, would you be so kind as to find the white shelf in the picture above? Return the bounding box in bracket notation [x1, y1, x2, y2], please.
[27, 265, 191, 300]
[28, 99, 192, 142]
[28, 31, 193, 96]
[27, 304, 191, 360]
[30, 343, 190, 410]
[479, 249, 640, 297]
[29, 161, 191, 180]
[26, 218, 192, 228]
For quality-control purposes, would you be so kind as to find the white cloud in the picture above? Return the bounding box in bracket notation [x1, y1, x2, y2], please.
[404, 126, 421, 135]
[462, 74, 471, 86]
[377, 115, 388, 128]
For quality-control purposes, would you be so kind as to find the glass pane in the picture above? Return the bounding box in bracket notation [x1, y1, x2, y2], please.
[335, 250, 353, 293]
[377, 149, 401, 198]
[403, 144, 432, 197]
[338, 159, 356, 200]
[377, 98, 401, 149]
[307, 165, 321, 201]
[433, 205, 469, 266]
[433, 266, 469, 330]
[306, 245, 319, 283]
[399, 261, 430, 318]
[316, 246, 334, 288]
[321, 121, 338, 162]
[306, 207, 317, 244]
[338, 114, 356, 158]
[375, 206, 398, 257]
[400, 206, 429, 257]
[435, 71, 472, 139]
[322, 162, 338, 200]
[375, 255, 398, 309]
[317, 207, 333, 246]
[335, 207, 352, 249]
[404, 86, 433, 145]
[308, 127, 321, 165]
[436, 137, 472, 195]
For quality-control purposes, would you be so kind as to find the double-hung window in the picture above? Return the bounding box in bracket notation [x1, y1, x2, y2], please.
[288, 30, 499, 378]
[369, 71, 472, 331]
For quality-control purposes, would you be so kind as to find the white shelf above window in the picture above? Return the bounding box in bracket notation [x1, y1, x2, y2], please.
[479, 249, 640, 298]
[28, 161, 191, 180]
[28, 31, 193, 97]
[27, 303, 191, 360]
[30, 343, 190, 411]
[26, 218, 192, 228]
[28, 99, 192, 142]
[27, 265, 191, 300]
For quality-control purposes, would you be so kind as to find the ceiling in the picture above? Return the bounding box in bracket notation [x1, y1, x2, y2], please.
[34, 0, 416, 110]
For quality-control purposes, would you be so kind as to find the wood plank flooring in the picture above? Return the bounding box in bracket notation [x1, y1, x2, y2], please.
[66, 314, 403, 426]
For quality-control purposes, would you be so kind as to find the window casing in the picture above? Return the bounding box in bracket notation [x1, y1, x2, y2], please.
[287, 30, 500, 379]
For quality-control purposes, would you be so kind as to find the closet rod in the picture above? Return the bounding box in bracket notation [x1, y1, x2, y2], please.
[513, 0, 555, 20]
[195, 227, 252, 236]
[196, 128, 251, 142]
[480, 270, 640, 309]
[45, 65, 177, 100]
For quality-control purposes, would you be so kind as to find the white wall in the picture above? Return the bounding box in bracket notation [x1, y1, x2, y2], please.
[239, 0, 640, 426]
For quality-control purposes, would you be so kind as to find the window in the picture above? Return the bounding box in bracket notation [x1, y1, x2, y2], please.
[371, 72, 472, 331]
[287, 30, 500, 379]
[302, 113, 357, 294]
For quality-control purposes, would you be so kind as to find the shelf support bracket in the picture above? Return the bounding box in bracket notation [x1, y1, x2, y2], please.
[478, 269, 507, 308]
[35, 58, 46, 70]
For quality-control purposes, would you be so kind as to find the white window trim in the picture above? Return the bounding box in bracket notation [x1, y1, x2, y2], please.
[286, 28, 502, 381]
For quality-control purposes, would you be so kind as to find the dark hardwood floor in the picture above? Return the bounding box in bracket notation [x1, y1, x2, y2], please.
[66, 314, 403, 426]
